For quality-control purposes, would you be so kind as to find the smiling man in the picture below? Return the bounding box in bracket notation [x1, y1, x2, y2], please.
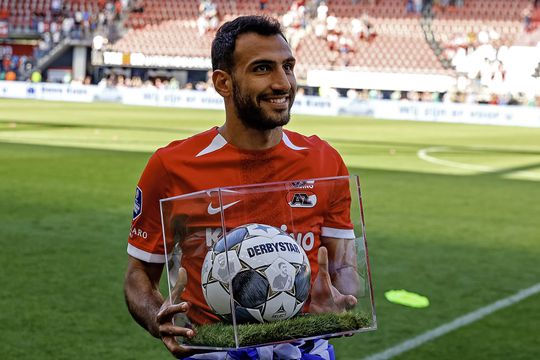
[124, 15, 358, 360]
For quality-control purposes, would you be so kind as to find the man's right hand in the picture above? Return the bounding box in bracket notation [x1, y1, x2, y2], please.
[156, 267, 197, 358]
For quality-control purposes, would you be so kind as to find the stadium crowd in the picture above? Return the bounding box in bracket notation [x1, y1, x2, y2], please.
[0, 0, 126, 81]
[91, 71, 539, 108]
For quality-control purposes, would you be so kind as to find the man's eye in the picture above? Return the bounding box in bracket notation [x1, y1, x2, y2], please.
[284, 63, 294, 72]
[255, 65, 270, 72]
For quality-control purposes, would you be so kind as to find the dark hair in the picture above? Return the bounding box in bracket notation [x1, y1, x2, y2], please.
[211, 15, 286, 72]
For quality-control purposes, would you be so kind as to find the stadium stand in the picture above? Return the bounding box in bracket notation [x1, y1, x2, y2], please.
[101, 0, 531, 80]
[0, 0, 122, 81]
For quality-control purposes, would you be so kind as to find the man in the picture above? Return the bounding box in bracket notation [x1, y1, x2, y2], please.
[124, 15, 358, 359]
[273, 262, 293, 291]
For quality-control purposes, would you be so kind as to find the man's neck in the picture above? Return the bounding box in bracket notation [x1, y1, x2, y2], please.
[218, 123, 283, 150]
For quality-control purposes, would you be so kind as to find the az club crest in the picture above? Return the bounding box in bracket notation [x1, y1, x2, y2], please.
[287, 192, 317, 208]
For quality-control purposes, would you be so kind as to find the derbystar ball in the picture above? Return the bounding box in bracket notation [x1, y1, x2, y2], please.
[201, 223, 311, 323]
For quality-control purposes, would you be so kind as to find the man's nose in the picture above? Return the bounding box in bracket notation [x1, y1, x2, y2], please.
[271, 68, 292, 92]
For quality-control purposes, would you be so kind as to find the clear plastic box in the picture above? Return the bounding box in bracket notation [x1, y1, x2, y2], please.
[160, 175, 376, 350]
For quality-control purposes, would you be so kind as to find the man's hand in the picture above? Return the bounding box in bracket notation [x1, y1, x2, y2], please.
[156, 267, 196, 358]
[310, 247, 357, 313]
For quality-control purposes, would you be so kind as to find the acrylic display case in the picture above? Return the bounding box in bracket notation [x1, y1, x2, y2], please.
[160, 175, 376, 350]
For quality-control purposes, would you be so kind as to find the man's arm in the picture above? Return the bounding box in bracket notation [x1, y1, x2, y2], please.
[321, 236, 359, 297]
[124, 255, 195, 357]
[124, 256, 164, 337]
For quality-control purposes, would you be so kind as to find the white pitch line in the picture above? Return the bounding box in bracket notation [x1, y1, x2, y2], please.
[361, 282, 540, 360]
[417, 146, 493, 172]
[417, 147, 540, 180]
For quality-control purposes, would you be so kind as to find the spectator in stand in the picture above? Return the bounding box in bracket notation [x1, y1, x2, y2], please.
[415, 0, 423, 13]
[62, 15, 74, 37]
[0, 7, 9, 20]
[407, 90, 420, 101]
[197, 0, 219, 35]
[420, 91, 433, 102]
[114, 0, 122, 20]
[522, 4, 534, 32]
[326, 12, 337, 33]
[314, 3, 328, 38]
[116, 75, 126, 87]
[282, 3, 307, 51]
[326, 30, 339, 52]
[82, 9, 92, 36]
[368, 89, 381, 99]
[439, 0, 450, 7]
[131, 76, 143, 87]
[156, 78, 168, 89]
[51, 21, 61, 43]
[346, 88, 359, 99]
[351, 18, 362, 39]
[31, 70, 42, 83]
[340, 35, 354, 52]
[5, 69, 16, 81]
[325, 13, 340, 51]
[390, 90, 402, 100]
[319, 86, 340, 98]
[63, 72, 72, 84]
[317, 1, 328, 21]
[406, 0, 415, 13]
[357, 12, 377, 42]
[51, 0, 63, 17]
[74, 10, 84, 39]
[169, 77, 179, 90]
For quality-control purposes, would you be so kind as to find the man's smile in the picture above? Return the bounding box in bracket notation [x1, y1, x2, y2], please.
[261, 95, 290, 109]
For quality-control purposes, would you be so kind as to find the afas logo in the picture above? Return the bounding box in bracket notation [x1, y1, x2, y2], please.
[287, 192, 317, 208]
[290, 180, 315, 189]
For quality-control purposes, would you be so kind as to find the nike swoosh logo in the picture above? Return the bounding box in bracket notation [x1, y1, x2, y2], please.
[207, 200, 241, 215]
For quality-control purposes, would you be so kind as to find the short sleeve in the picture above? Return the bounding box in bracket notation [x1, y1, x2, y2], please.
[321, 153, 355, 239]
[127, 151, 170, 263]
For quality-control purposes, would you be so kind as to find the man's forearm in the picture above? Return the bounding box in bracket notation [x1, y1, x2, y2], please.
[124, 266, 164, 338]
[321, 237, 359, 296]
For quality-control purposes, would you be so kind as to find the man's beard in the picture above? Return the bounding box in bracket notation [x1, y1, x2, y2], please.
[232, 83, 294, 131]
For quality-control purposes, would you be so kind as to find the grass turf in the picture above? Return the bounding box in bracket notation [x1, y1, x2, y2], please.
[186, 312, 371, 348]
[1, 99, 539, 359]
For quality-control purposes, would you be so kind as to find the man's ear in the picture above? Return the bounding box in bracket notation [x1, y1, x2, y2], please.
[212, 70, 232, 97]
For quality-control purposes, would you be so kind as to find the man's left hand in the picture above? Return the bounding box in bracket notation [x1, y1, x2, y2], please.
[310, 246, 357, 313]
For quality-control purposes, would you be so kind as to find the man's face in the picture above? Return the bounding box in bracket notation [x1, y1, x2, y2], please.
[279, 263, 288, 275]
[230, 33, 297, 131]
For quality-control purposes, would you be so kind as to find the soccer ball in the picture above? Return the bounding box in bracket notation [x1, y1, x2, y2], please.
[201, 223, 311, 324]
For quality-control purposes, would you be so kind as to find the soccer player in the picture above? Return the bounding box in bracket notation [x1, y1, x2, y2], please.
[124, 15, 358, 359]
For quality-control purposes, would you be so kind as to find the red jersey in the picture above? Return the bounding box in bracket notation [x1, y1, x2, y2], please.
[128, 127, 354, 324]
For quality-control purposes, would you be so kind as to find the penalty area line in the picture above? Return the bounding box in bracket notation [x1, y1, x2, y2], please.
[361, 282, 540, 360]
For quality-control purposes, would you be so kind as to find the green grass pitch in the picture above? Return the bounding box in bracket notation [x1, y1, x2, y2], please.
[1, 98, 539, 359]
